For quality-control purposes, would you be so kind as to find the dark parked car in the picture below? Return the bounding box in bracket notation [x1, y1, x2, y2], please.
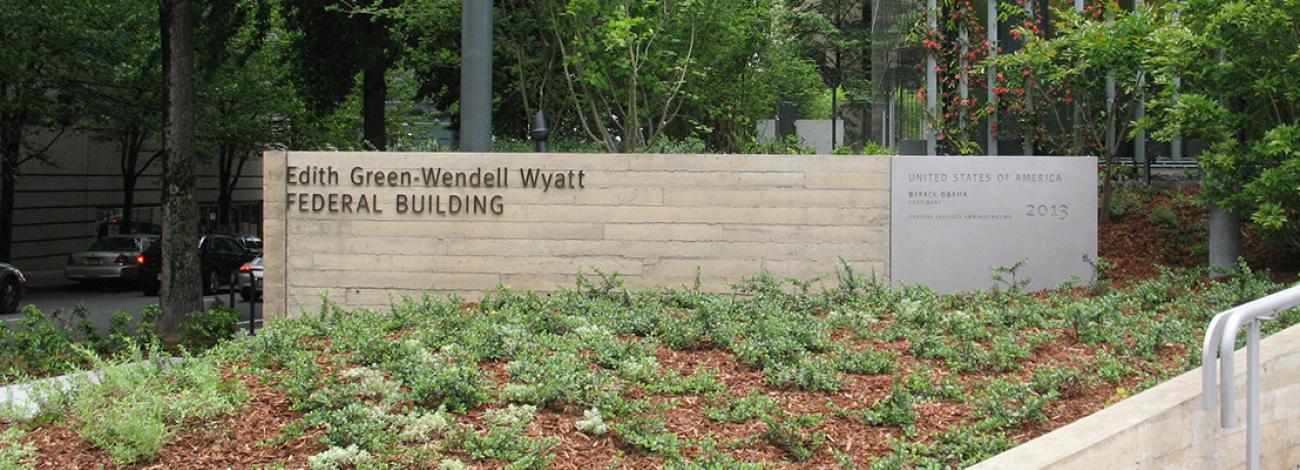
[139, 235, 258, 296]
[236, 235, 262, 256]
[0, 262, 26, 313]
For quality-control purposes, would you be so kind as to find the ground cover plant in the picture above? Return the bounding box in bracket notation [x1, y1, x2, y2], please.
[0, 306, 167, 385]
[3, 260, 1298, 469]
[0, 305, 243, 386]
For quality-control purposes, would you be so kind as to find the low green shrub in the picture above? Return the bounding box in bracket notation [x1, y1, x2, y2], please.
[614, 414, 682, 457]
[765, 356, 843, 392]
[180, 308, 240, 349]
[503, 351, 607, 410]
[703, 391, 781, 423]
[864, 381, 918, 436]
[575, 408, 608, 436]
[760, 411, 824, 461]
[0, 305, 163, 383]
[306, 403, 396, 453]
[832, 379, 918, 437]
[69, 343, 245, 465]
[972, 378, 1053, 431]
[307, 445, 375, 470]
[833, 348, 897, 375]
[453, 404, 557, 467]
[385, 355, 489, 413]
[0, 427, 35, 470]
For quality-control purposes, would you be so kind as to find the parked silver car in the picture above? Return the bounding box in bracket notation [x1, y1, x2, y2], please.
[64, 235, 158, 283]
[0, 262, 25, 313]
[236, 256, 262, 301]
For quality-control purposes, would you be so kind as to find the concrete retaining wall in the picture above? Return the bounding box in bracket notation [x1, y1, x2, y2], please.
[971, 322, 1300, 470]
[263, 152, 891, 316]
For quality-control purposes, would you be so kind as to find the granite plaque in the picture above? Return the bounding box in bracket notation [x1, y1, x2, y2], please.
[890, 156, 1098, 293]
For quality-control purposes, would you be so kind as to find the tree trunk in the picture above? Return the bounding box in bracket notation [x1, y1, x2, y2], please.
[158, 0, 202, 336]
[121, 174, 136, 235]
[1099, 154, 1114, 224]
[0, 108, 18, 263]
[830, 85, 838, 151]
[217, 190, 232, 228]
[1209, 204, 1241, 277]
[0, 154, 14, 263]
[119, 132, 139, 235]
[217, 144, 230, 228]
[362, 60, 386, 151]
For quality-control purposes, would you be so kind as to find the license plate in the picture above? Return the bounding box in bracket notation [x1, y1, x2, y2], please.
[87, 258, 101, 266]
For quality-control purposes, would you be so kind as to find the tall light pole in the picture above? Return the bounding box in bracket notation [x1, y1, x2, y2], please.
[460, 0, 492, 152]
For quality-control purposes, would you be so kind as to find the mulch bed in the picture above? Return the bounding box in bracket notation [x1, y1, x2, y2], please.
[8, 184, 1296, 468]
[21, 372, 324, 469]
[1099, 185, 1299, 285]
[11, 336, 1172, 469]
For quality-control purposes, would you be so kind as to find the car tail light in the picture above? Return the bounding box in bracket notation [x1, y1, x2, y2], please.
[115, 254, 130, 265]
[239, 264, 252, 272]
[136, 255, 145, 264]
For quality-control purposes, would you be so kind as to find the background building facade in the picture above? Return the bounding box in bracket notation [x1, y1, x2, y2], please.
[6, 129, 262, 273]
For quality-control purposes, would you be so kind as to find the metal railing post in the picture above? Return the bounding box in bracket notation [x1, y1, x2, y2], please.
[248, 278, 256, 336]
[1247, 319, 1260, 470]
[228, 272, 237, 310]
[1201, 284, 1300, 470]
[1201, 308, 1234, 408]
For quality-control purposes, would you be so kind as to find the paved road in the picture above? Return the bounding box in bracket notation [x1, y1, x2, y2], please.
[3, 281, 261, 335]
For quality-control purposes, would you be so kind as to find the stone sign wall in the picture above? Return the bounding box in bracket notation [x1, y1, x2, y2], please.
[890, 156, 1098, 292]
[264, 152, 1096, 317]
[263, 152, 892, 316]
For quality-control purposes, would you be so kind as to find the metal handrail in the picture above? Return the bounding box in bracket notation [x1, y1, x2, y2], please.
[1201, 284, 1300, 470]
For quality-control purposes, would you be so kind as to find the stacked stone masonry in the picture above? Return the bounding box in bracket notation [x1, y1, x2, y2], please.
[264, 152, 892, 316]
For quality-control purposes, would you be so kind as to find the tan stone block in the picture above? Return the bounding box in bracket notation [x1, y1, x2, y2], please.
[663, 189, 890, 208]
[286, 287, 347, 303]
[620, 275, 733, 292]
[289, 236, 447, 257]
[286, 152, 634, 173]
[641, 258, 762, 279]
[311, 254, 643, 276]
[283, 287, 347, 318]
[445, 240, 882, 261]
[596, 171, 803, 188]
[803, 208, 890, 226]
[285, 218, 352, 236]
[804, 171, 891, 189]
[507, 188, 664, 207]
[763, 259, 887, 279]
[345, 288, 433, 306]
[446, 239, 620, 257]
[627, 153, 890, 173]
[623, 240, 879, 261]
[263, 150, 286, 188]
[291, 270, 500, 291]
[497, 274, 594, 292]
[350, 220, 605, 240]
[604, 206, 808, 225]
[282, 253, 313, 270]
[605, 223, 887, 244]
